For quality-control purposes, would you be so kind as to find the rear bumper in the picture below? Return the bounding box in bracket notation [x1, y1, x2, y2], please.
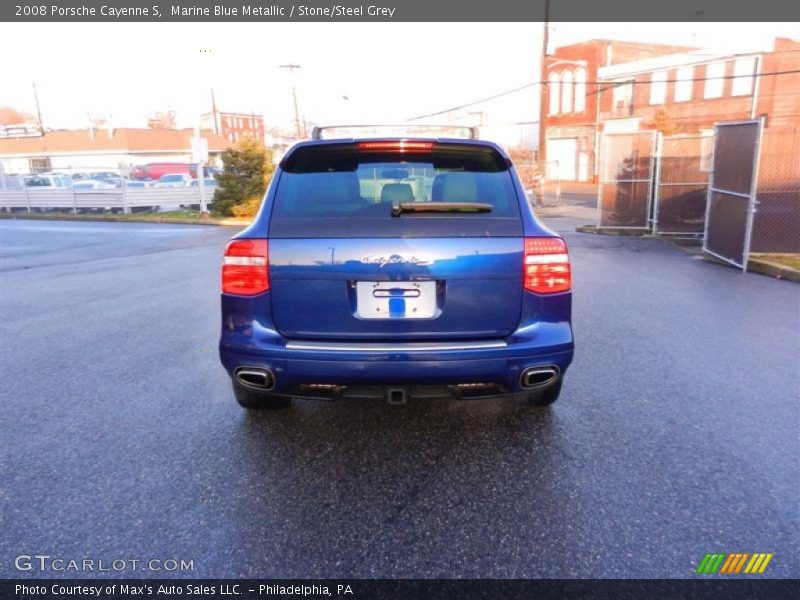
[219, 325, 573, 396]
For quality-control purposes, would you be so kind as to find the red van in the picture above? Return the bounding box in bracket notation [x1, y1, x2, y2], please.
[131, 163, 197, 181]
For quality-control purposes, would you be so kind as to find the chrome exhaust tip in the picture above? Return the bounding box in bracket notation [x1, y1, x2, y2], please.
[234, 367, 275, 390]
[520, 365, 560, 389]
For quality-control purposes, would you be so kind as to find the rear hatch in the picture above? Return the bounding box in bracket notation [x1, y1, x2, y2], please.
[268, 140, 524, 340]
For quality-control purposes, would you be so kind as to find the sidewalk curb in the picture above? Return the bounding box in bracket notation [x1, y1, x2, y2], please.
[747, 257, 800, 283]
[575, 224, 649, 236]
[0, 213, 250, 227]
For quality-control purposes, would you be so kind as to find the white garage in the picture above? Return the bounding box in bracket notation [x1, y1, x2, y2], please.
[546, 137, 577, 181]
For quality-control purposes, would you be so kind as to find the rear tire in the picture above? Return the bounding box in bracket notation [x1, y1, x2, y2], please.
[233, 382, 291, 410]
[526, 378, 563, 406]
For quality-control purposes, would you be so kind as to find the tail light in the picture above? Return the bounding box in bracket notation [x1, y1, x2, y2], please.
[222, 239, 268, 295]
[523, 237, 571, 294]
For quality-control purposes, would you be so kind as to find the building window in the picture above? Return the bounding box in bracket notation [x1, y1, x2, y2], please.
[649, 70, 667, 105]
[674, 66, 693, 102]
[612, 78, 634, 115]
[700, 128, 715, 172]
[574, 68, 586, 112]
[732, 57, 757, 96]
[561, 71, 574, 113]
[548, 72, 560, 115]
[29, 158, 51, 172]
[704, 62, 725, 99]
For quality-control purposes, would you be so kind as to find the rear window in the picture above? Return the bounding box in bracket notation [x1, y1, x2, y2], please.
[269, 142, 522, 238]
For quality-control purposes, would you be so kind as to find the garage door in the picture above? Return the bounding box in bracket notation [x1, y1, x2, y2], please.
[547, 138, 577, 181]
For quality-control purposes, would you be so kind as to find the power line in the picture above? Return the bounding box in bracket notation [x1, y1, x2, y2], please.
[408, 68, 800, 120]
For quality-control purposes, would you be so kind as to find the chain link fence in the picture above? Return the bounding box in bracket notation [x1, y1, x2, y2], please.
[749, 124, 800, 255]
[597, 131, 657, 228]
[653, 134, 711, 235]
[515, 161, 561, 207]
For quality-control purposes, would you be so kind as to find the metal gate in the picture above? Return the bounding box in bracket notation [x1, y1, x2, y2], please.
[703, 119, 763, 269]
[597, 131, 657, 228]
[653, 133, 711, 235]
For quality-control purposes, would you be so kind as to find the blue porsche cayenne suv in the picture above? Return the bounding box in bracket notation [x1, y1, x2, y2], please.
[219, 128, 573, 409]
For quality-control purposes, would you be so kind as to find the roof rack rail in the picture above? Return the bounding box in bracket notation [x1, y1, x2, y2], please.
[309, 124, 480, 141]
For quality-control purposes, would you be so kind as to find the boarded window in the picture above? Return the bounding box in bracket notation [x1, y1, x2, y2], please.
[650, 71, 667, 105]
[674, 66, 693, 102]
[732, 57, 756, 96]
[704, 62, 725, 99]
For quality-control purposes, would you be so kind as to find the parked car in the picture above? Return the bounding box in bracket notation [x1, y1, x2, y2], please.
[96, 177, 144, 189]
[154, 173, 194, 188]
[72, 179, 117, 190]
[24, 174, 72, 188]
[190, 178, 219, 189]
[89, 171, 120, 182]
[219, 134, 574, 410]
[131, 163, 197, 181]
[0, 173, 25, 190]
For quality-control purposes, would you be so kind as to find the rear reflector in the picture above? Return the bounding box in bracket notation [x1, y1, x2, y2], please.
[357, 140, 434, 153]
[222, 239, 268, 295]
[523, 237, 571, 294]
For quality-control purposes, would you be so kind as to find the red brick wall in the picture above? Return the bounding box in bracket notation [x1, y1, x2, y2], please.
[757, 38, 800, 127]
[219, 114, 265, 143]
[597, 61, 755, 134]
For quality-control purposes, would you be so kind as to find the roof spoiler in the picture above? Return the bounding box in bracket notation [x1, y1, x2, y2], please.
[309, 124, 480, 141]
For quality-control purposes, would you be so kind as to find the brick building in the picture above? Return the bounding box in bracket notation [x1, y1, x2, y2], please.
[200, 111, 265, 144]
[542, 37, 800, 182]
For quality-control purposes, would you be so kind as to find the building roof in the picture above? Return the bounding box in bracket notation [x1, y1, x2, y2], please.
[0, 128, 231, 156]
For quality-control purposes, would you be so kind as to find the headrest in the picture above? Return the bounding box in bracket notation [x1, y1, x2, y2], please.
[431, 172, 478, 203]
[381, 183, 414, 203]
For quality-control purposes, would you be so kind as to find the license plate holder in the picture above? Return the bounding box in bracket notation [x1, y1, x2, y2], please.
[355, 281, 436, 319]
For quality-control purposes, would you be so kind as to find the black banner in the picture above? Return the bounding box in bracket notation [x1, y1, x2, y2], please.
[3, 0, 800, 22]
[3, 579, 800, 600]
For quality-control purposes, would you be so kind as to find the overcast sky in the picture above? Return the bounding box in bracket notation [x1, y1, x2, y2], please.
[0, 22, 796, 131]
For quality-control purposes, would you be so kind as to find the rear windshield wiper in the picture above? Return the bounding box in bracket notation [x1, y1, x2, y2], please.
[391, 201, 492, 216]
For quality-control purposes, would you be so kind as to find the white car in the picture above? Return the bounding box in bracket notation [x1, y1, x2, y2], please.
[72, 179, 117, 190]
[190, 178, 219, 189]
[154, 173, 194, 188]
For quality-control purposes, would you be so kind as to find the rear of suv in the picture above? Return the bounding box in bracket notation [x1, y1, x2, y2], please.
[219, 129, 573, 410]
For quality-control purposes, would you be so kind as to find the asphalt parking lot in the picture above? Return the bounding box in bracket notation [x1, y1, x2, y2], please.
[1, 218, 798, 578]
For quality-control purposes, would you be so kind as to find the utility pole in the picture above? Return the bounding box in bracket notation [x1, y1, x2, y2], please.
[537, 0, 550, 165]
[279, 63, 303, 138]
[32, 82, 44, 133]
[210, 88, 219, 134]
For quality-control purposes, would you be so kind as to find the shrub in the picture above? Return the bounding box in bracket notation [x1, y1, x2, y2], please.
[231, 196, 263, 218]
[213, 135, 275, 216]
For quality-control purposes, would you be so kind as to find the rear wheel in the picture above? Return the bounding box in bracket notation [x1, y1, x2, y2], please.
[233, 382, 291, 410]
[526, 378, 563, 406]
